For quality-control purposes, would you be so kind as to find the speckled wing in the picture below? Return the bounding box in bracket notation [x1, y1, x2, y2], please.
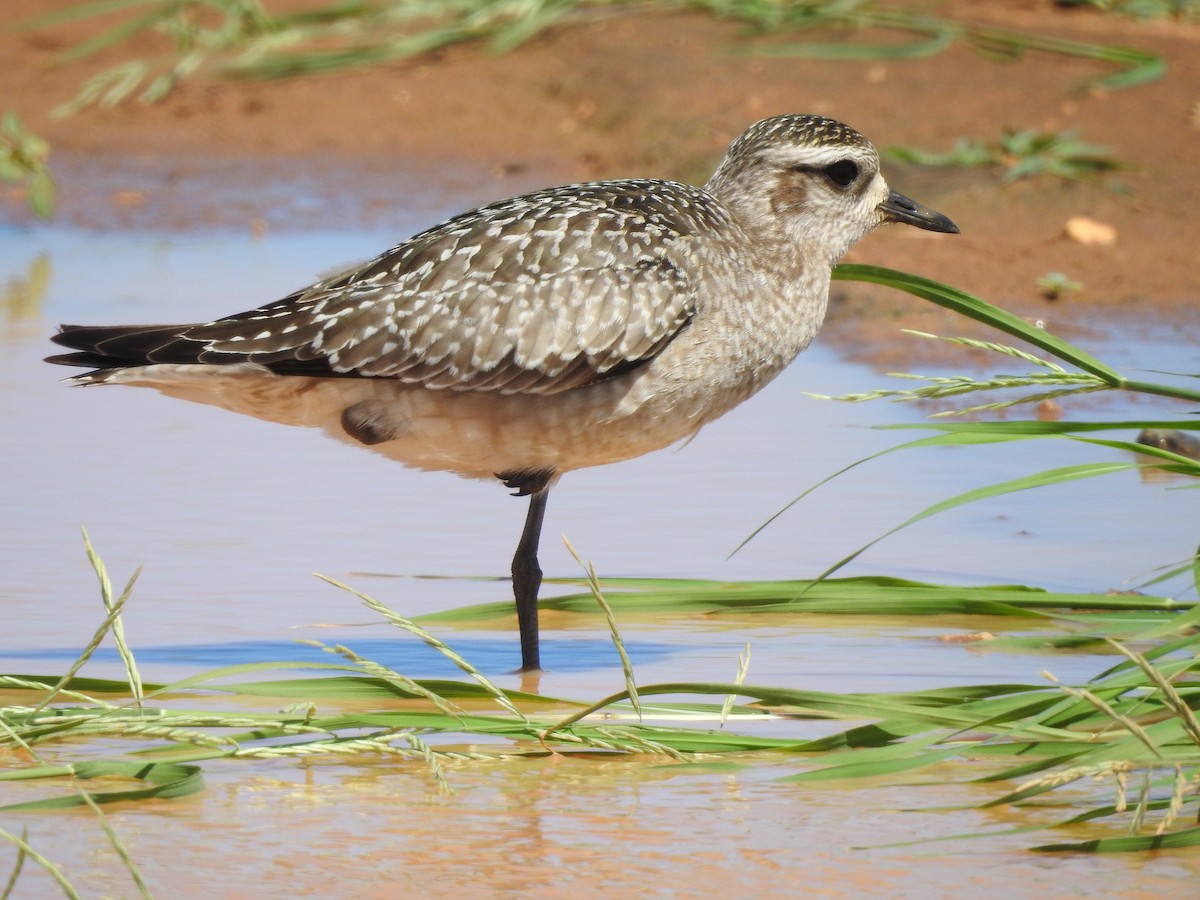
[188, 180, 718, 395]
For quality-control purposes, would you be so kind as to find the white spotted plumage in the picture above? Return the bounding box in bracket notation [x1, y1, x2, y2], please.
[176, 178, 706, 393]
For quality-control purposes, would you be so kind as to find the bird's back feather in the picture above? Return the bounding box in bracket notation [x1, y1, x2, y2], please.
[50, 179, 729, 394]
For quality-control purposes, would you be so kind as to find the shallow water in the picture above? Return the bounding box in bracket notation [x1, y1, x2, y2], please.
[2, 211, 1199, 895]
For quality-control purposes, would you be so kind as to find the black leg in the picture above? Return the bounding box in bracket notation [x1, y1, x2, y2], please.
[512, 487, 549, 672]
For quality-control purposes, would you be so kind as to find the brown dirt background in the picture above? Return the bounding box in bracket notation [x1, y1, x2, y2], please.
[3, 0, 1198, 361]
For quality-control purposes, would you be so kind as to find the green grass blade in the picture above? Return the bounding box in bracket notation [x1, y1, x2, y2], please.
[207, 675, 561, 705]
[0, 826, 27, 900]
[885, 419, 1200, 437]
[964, 24, 1165, 91]
[82, 530, 145, 706]
[0, 714, 44, 765]
[1042, 677, 1165, 760]
[565, 538, 640, 718]
[487, 1, 572, 54]
[736, 418, 1152, 557]
[811, 461, 1139, 583]
[297, 639, 467, 721]
[57, 5, 176, 63]
[720, 644, 751, 728]
[730, 436, 921, 556]
[315, 574, 528, 722]
[423, 574, 1188, 625]
[0, 760, 204, 811]
[1134, 598, 1200, 640]
[144, 660, 371, 698]
[18, 0, 158, 29]
[750, 18, 957, 60]
[780, 745, 965, 782]
[1106, 640, 1200, 748]
[27, 595, 131, 717]
[0, 828, 80, 900]
[833, 264, 1124, 382]
[1031, 827, 1200, 853]
[78, 791, 151, 899]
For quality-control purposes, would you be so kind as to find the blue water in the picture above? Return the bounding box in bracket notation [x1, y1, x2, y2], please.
[0, 636, 677, 677]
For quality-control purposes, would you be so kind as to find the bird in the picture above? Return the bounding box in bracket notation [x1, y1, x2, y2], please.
[47, 114, 958, 672]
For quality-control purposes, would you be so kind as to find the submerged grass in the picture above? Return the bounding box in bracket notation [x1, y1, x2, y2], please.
[423, 574, 1196, 627]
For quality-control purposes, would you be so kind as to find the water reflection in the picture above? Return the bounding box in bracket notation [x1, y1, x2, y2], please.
[1134, 427, 1200, 483]
[0, 250, 49, 333]
[6, 745, 1200, 896]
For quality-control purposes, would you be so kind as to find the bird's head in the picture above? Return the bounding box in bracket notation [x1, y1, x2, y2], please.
[705, 114, 957, 266]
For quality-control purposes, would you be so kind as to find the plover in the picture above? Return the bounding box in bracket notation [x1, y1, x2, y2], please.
[48, 114, 958, 671]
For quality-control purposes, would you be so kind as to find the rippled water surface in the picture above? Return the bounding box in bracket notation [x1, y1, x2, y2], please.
[2, 209, 1198, 896]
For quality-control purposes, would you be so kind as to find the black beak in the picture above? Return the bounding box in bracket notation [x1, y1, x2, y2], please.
[879, 189, 959, 234]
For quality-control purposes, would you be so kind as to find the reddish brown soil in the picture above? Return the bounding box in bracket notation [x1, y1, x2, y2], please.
[4, 0, 1199, 360]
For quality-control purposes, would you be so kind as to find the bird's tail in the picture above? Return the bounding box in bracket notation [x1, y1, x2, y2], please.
[46, 323, 201, 370]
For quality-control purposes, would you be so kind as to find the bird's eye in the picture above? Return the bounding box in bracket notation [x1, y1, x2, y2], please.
[822, 160, 859, 188]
